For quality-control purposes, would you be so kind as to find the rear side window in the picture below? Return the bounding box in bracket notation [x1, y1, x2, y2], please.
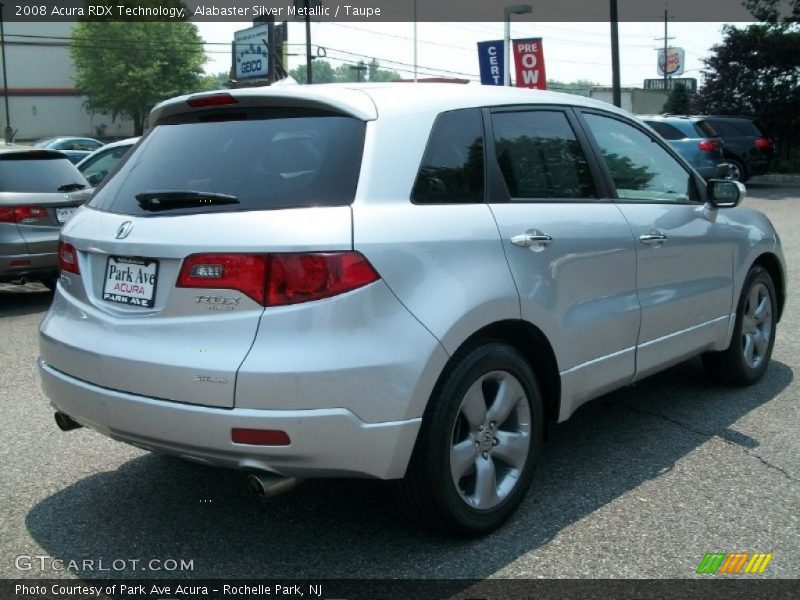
[491, 110, 597, 199]
[89, 108, 366, 216]
[646, 121, 686, 140]
[411, 109, 484, 204]
[0, 156, 87, 193]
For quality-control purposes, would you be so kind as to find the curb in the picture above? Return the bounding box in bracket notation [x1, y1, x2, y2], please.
[749, 173, 800, 185]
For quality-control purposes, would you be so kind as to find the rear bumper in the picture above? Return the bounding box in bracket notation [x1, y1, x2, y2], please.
[0, 252, 57, 283]
[39, 359, 421, 479]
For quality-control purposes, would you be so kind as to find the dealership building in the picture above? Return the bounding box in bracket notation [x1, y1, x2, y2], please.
[0, 21, 134, 142]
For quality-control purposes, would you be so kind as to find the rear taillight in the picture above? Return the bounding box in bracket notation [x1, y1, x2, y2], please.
[0, 206, 48, 223]
[754, 137, 773, 150]
[58, 241, 80, 274]
[698, 139, 720, 152]
[177, 252, 380, 307]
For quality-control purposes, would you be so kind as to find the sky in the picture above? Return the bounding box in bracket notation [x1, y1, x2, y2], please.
[195, 21, 749, 87]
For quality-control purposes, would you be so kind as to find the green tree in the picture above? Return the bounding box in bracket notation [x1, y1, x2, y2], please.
[70, 1, 207, 134]
[288, 59, 399, 84]
[288, 59, 337, 83]
[662, 83, 691, 114]
[692, 24, 800, 156]
[745, 0, 799, 22]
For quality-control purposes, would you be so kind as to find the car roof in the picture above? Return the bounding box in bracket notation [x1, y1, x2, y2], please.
[95, 137, 140, 150]
[151, 83, 632, 124]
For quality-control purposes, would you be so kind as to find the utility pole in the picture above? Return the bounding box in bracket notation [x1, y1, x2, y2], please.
[610, 0, 621, 108]
[0, 3, 12, 144]
[655, 8, 674, 92]
[305, 0, 312, 84]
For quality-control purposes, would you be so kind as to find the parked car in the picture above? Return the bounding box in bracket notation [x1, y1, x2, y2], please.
[77, 137, 140, 186]
[1, 149, 92, 289]
[694, 116, 776, 182]
[32, 137, 104, 164]
[38, 85, 786, 536]
[639, 115, 726, 180]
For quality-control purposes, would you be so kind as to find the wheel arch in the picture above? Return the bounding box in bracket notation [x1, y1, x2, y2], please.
[752, 252, 785, 322]
[430, 320, 561, 439]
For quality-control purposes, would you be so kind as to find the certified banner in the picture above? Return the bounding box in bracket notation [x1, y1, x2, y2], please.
[513, 38, 547, 90]
[477, 40, 505, 86]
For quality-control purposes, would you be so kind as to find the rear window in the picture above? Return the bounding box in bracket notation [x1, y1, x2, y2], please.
[704, 118, 762, 137]
[0, 155, 87, 193]
[645, 121, 687, 140]
[89, 108, 366, 216]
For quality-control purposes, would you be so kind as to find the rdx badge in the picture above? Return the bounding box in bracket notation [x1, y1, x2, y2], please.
[195, 296, 242, 308]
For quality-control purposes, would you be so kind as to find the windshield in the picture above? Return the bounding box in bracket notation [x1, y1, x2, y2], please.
[89, 108, 366, 216]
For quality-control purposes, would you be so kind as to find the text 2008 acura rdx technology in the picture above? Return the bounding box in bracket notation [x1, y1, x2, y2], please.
[39, 84, 786, 536]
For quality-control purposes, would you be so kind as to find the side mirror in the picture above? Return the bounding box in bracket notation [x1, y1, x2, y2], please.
[706, 179, 745, 208]
[86, 171, 107, 187]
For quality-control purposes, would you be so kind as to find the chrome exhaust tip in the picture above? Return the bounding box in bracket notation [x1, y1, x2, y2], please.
[246, 473, 301, 499]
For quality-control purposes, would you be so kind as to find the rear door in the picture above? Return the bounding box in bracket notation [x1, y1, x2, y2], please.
[41, 105, 365, 409]
[485, 107, 640, 414]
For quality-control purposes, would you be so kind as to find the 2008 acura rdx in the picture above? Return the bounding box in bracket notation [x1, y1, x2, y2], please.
[38, 84, 786, 536]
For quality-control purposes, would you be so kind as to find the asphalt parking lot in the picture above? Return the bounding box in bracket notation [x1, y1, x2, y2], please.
[1, 180, 798, 583]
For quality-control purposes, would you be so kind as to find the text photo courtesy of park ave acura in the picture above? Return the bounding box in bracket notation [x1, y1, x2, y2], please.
[1, 0, 799, 598]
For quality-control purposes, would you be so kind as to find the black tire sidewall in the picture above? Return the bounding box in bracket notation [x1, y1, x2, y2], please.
[422, 343, 543, 535]
[728, 267, 777, 384]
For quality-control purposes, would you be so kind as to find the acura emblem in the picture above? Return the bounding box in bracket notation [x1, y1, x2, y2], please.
[115, 221, 133, 239]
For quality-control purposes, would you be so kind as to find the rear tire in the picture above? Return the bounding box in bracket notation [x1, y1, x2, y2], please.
[703, 266, 776, 386]
[394, 343, 543, 537]
[728, 159, 749, 183]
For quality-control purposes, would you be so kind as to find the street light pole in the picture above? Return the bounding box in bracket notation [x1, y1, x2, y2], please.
[504, 4, 532, 87]
[0, 3, 12, 144]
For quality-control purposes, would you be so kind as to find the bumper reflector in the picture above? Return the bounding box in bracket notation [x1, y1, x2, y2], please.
[232, 428, 291, 446]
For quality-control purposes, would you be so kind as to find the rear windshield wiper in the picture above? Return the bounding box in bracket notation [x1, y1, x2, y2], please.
[135, 191, 240, 212]
[57, 182, 87, 192]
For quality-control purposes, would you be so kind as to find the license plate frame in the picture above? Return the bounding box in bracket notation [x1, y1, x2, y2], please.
[55, 206, 78, 224]
[102, 256, 159, 308]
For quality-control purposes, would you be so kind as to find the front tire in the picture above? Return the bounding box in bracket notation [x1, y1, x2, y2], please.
[703, 266, 777, 386]
[395, 343, 543, 536]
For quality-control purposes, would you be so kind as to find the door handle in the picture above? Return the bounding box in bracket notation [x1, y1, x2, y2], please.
[639, 232, 668, 244]
[511, 232, 553, 248]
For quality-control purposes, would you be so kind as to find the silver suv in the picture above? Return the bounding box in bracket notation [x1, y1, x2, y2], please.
[39, 84, 786, 536]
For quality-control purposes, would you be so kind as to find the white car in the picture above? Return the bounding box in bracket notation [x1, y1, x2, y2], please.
[39, 84, 786, 535]
[76, 137, 140, 187]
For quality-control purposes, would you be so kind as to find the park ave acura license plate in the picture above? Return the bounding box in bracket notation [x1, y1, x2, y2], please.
[102, 256, 159, 307]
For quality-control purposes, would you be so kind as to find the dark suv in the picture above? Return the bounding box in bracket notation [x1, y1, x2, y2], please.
[1, 149, 92, 289]
[696, 116, 775, 182]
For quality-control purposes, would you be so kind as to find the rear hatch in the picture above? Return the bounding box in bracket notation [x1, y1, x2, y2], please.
[41, 98, 366, 408]
[0, 151, 90, 253]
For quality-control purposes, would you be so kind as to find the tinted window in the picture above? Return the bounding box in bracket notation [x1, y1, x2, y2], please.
[583, 113, 697, 203]
[89, 109, 366, 216]
[706, 119, 761, 137]
[491, 110, 596, 199]
[646, 121, 686, 140]
[694, 121, 718, 138]
[411, 109, 484, 204]
[0, 156, 88, 193]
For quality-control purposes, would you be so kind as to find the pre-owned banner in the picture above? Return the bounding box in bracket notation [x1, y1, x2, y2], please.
[513, 38, 547, 90]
